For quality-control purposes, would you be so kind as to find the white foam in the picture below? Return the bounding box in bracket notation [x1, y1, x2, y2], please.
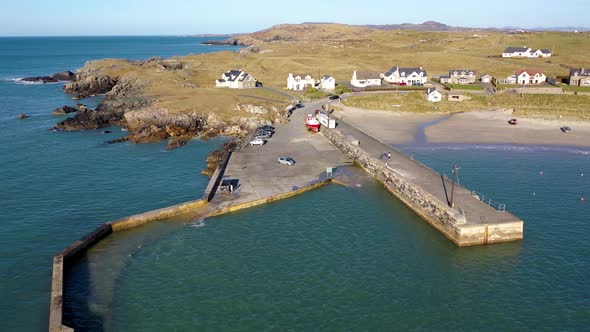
[406, 144, 590, 156]
[189, 218, 206, 228]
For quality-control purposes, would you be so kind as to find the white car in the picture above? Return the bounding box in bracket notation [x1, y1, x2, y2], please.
[277, 156, 295, 165]
[249, 138, 266, 146]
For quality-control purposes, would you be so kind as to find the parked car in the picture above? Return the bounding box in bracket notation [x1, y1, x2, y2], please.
[258, 125, 275, 132]
[255, 131, 273, 139]
[249, 138, 266, 146]
[412, 82, 424, 86]
[561, 126, 571, 133]
[277, 156, 295, 166]
[508, 118, 518, 125]
[399, 82, 407, 86]
[329, 95, 340, 100]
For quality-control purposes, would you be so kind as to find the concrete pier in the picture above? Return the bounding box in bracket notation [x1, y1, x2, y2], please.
[321, 118, 523, 246]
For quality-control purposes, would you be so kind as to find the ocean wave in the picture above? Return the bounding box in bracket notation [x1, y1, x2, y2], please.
[3, 77, 63, 85]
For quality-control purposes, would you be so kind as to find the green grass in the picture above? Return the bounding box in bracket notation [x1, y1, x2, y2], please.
[334, 85, 351, 94]
[304, 87, 330, 100]
[563, 85, 590, 92]
[444, 84, 484, 90]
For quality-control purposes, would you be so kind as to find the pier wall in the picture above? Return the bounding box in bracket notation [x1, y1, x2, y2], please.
[321, 127, 522, 246]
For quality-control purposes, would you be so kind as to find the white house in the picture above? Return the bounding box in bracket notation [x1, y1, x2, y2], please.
[382, 67, 428, 85]
[502, 46, 552, 58]
[480, 74, 493, 83]
[426, 88, 442, 102]
[287, 73, 316, 91]
[351, 71, 381, 88]
[516, 69, 546, 85]
[319, 75, 336, 90]
[215, 70, 257, 89]
[440, 69, 477, 85]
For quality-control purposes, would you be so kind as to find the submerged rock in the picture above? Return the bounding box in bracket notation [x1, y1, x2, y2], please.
[51, 71, 75, 81]
[17, 114, 30, 119]
[21, 71, 76, 83]
[165, 137, 188, 151]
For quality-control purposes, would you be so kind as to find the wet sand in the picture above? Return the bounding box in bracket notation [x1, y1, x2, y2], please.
[336, 106, 590, 147]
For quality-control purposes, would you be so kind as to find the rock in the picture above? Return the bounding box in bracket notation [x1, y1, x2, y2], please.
[102, 130, 112, 134]
[20, 76, 57, 83]
[52, 105, 78, 116]
[201, 140, 239, 176]
[63, 75, 116, 99]
[158, 62, 183, 71]
[106, 136, 129, 144]
[124, 109, 203, 144]
[51, 71, 75, 81]
[52, 107, 123, 131]
[166, 137, 188, 151]
[17, 114, 30, 119]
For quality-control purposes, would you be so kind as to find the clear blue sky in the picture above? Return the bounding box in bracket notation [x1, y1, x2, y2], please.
[0, 0, 587, 36]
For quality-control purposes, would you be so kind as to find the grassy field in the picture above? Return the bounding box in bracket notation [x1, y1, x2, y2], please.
[342, 92, 590, 120]
[79, 24, 590, 119]
[562, 85, 590, 92]
[444, 84, 484, 90]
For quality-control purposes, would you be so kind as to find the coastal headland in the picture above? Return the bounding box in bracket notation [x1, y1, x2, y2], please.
[44, 23, 590, 157]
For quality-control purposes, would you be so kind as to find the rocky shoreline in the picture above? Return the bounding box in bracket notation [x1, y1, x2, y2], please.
[47, 58, 292, 155]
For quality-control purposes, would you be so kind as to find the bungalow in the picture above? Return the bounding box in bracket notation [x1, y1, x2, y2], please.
[382, 67, 428, 85]
[516, 69, 546, 85]
[215, 69, 257, 89]
[351, 71, 382, 88]
[426, 88, 442, 102]
[287, 73, 316, 91]
[319, 75, 336, 90]
[440, 69, 477, 85]
[569, 68, 590, 86]
[502, 46, 552, 58]
[480, 74, 493, 83]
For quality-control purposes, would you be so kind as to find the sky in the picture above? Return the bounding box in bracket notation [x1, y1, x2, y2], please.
[0, 0, 587, 36]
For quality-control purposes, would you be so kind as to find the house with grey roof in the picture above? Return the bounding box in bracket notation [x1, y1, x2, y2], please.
[287, 73, 316, 91]
[502, 46, 552, 58]
[351, 71, 382, 88]
[382, 67, 428, 85]
[426, 88, 442, 102]
[216, 69, 257, 89]
[569, 68, 590, 86]
[440, 69, 477, 85]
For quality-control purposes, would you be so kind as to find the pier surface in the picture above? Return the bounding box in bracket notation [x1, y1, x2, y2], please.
[209, 102, 350, 210]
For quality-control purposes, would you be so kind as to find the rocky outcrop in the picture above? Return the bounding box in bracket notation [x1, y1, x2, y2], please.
[124, 109, 204, 144]
[18, 114, 30, 119]
[52, 107, 123, 131]
[201, 140, 239, 176]
[63, 75, 116, 99]
[52, 105, 78, 116]
[20, 71, 75, 83]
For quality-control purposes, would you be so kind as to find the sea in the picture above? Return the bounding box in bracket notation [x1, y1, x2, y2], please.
[0, 36, 589, 331]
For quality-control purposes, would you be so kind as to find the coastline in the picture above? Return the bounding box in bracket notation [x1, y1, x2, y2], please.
[335, 106, 590, 148]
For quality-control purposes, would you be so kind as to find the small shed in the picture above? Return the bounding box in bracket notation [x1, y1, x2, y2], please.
[426, 88, 442, 102]
[481, 74, 493, 83]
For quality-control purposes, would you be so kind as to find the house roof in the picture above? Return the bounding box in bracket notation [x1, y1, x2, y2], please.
[385, 67, 427, 77]
[354, 71, 381, 80]
[504, 46, 530, 53]
[216, 79, 226, 82]
[427, 88, 439, 94]
[292, 73, 312, 78]
[538, 49, 552, 54]
[517, 69, 544, 76]
[570, 68, 590, 77]
[481, 74, 493, 78]
[449, 69, 477, 76]
[322, 75, 333, 80]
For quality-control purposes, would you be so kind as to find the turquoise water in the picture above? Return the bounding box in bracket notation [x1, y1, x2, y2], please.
[0, 36, 236, 331]
[1, 36, 590, 331]
[99, 145, 589, 331]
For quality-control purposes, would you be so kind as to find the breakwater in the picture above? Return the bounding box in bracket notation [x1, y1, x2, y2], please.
[321, 121, 523, 246]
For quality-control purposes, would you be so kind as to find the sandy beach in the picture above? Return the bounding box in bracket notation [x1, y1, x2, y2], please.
[335, 105, 590, 147]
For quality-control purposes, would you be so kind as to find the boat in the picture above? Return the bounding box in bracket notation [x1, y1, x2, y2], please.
[305, 114, 321, 132]
[508, 118, 518, 125]
[560, 126, 571, 133]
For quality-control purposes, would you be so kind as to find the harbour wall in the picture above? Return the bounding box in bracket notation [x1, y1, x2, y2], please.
[321, 127, 523, 246]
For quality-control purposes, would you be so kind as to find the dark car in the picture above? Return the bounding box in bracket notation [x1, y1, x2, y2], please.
[329, 95, 340, 100]
[561, 126, 571, 133]
[258, 125, 275, 132]
[255, 131, 272, 139]
[508, 118, 518, 125]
